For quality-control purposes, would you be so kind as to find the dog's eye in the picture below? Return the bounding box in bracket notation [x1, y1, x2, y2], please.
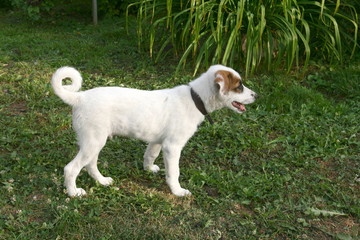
[236, 84, 244, 92]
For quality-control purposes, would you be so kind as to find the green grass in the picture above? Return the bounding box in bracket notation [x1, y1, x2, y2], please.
[1, 5, 359, 240]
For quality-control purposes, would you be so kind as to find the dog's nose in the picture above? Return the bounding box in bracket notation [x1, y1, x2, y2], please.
[252, 92, 259, 99]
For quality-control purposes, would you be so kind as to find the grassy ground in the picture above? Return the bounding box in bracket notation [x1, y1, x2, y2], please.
[1, 5, 359, 240]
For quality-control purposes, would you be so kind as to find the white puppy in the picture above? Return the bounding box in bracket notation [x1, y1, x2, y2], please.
[51, 65, 258, 197]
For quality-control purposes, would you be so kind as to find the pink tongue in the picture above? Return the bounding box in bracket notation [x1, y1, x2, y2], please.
[239, 104, 246, 112]
[232, 101, 246, 111]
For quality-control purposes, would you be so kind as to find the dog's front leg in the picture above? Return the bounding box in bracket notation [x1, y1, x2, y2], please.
[162, 144, 191, 197]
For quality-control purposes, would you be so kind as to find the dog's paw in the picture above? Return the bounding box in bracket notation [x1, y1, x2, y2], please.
[145, 164, 160, 173]
[172, 188, 192, 197]
[98, 177, 114, 186]
[68, 188, 87, 197]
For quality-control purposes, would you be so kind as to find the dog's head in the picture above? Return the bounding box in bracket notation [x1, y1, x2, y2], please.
[211, 65, 258, 113]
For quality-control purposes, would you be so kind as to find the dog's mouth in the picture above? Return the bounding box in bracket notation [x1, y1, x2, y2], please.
[232, 101, 246, 112]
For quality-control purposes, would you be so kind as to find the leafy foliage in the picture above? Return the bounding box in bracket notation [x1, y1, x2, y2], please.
[9, 0, 54, 21]
[129, 0, 359, 76]
[5, 0, 138, 20]
[99, 0, 138, 16]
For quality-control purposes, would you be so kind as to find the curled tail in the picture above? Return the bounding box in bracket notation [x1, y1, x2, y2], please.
[51, 67, 83, 106]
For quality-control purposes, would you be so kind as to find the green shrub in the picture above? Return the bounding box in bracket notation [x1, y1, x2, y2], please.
[7, 0, 138, 21]
[129, 0, 359, 76]
[0, 0, 12, 8]
[10, 0, 54, 21]
[99, 0, 138, 16]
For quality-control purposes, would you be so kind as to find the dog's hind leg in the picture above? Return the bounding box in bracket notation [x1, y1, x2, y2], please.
[64, 134, 108, 197]
[143, 143, 162, 173]
[85, 154, 114, 186]
[64, 151, 88, 197]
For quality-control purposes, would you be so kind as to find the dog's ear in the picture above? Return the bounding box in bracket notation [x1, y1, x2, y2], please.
[215, 70, 239, 95]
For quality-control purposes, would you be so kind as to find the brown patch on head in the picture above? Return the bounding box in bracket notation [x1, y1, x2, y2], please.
[215, 70, 243, 94]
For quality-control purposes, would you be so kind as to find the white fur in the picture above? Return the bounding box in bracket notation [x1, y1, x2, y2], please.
[51, 65, 257, 197]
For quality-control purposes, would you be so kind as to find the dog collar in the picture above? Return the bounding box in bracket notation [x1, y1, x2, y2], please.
[190, 87, 214, 125]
